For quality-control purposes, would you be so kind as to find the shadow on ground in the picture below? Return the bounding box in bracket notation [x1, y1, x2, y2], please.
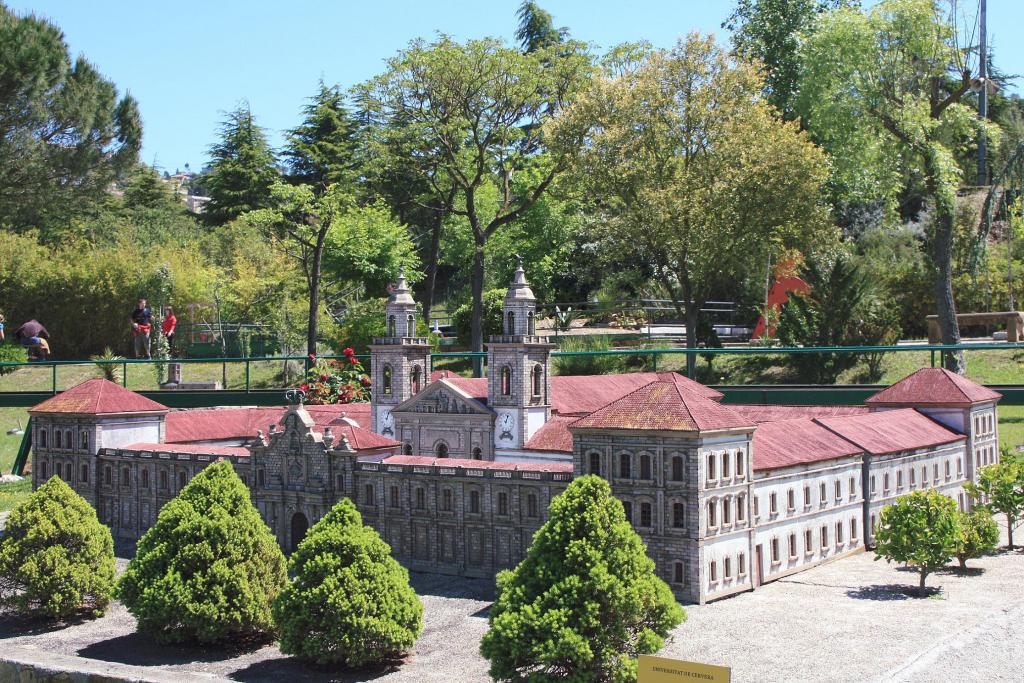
[0, 610, 92, 638]
[229, 656, 401, 683]
[407, 570, 494, 602]
[77, 631, 269, 667]
[846, 584, 942, 600]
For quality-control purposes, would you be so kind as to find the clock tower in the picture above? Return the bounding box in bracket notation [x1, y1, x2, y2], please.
[369, 267, 430, 441]
[487, 257, 555, 450]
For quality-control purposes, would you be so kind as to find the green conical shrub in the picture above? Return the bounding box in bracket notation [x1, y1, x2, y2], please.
[480, 475, 686, 682]
[117, 460, 287, 644]
[0, 476, 115, 619]
[273, 498, 423, 667]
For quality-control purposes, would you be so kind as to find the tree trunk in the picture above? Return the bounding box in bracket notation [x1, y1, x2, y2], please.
[918, 569, 928, 597]
[421, 211, 444, 327]
[924, 156, 965, 374]
[307, 227, 328, 357]
[958, 554, 967, 570]
[470, 233, 486, 377]
[684, 303, 699, 379]
[1009, 514, 1015, 551]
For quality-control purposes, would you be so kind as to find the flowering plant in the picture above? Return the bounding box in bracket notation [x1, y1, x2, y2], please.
[298, 350, 370, 404]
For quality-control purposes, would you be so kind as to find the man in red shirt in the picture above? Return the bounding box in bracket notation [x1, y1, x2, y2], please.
[161, 306, 177, 355]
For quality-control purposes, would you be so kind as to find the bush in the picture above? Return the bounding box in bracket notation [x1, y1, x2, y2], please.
[553, 334, 624, 376]
[954, 509, 1000, 569]
[118, 460, 287, 644]
[480, 476, 685, 681]
[0, 343, 28, 375]
[0, 477, 115, 619]
[273, 498, 423, 667]
[452, 288, 505, 346]
[874, 490, 961, 597]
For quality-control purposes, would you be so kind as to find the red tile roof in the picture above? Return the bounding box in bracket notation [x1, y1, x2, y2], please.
[119, 442, 249, 457]
[324, 418, 400, 451]
[866, 368, 1001, 407]
[735, 404, 870, 423]
[753, 419, 863, 470]
[164, 404, 370, 443]
[523, 415, 575, 452]
[380, 455, 573, 473]
[569, 380, 753, 433]
[30, 379, 168, 415]
[816, 409, 965, 456]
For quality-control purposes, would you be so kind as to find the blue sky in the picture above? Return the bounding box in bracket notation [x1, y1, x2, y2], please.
[8, 1, 1023, 174]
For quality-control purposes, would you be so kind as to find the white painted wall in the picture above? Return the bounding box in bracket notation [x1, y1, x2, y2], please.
[98, 417, 162, 450]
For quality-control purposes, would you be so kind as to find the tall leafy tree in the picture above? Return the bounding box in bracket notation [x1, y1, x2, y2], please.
[965, 452, 1024, 549]
[953, 509, 999, 569]
[874, 489, 961, 597]
[283, 82, 360, 191]
[0, 3, 141, 235]
[203, 105, 279, 225]
[358, 36, 593, 361]
[723, 0, 855, 120]
[480, 475, 685, 681]
[515, 1, 566, 53]
[798, 0, 1000, 372]
[551, 34, 834, 375]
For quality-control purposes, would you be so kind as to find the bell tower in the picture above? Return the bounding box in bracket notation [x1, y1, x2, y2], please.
[370, 267, 430, 439]
[487, 256, 555, 450]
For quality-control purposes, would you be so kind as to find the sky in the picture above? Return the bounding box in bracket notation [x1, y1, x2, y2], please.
[8, 0, 1024, 174]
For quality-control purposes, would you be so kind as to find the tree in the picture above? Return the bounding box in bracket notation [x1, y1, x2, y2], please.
[283, 81, 361, 192]
[965, 452, 1024, 549]
[273, 498, 423, 667]
[203, 105, 279, 225]
[122, 164, 181, 213]
[358, 36, 593, 365]
[0, 4, 141, 235]
[954, 509, 999, 569]
[798, 0, 1001, 372]
[0, 477, 115, 619]
[515, 1, 567, 53]
[480, 475, 685, 681]
[874, 489, 961, 597]
[551, 33, 834, 375]
[723, 0, 854, 120]
[117, 461, 287, 644]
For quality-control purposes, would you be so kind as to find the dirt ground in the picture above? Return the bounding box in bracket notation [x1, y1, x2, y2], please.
[1, 525, 1022, 682]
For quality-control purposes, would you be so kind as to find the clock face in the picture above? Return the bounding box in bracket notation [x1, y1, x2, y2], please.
[498, 412, 516, 442]
[379, 408, 395, 436]
[381, 410, 394, 427]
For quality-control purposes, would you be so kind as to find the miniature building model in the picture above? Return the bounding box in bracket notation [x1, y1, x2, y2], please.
[30, 263, 1001, 604]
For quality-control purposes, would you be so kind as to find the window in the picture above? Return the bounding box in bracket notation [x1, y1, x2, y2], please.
[672, 502, 685, 528]
[506, 310, 515, 334]
[528, 311, 535, 335]
[390, 485, 400, 508]
[804, 529, 813, 553]
[933, 463, 939, 484]
[769, 492, 778, 515]
[710, 560, 718, 583]
[850, 517, 858, 541]
[707, 500, 717, 528]
[820, 525, 828, 549]
[738, 553, 746, 576]
[81, 431, 89, 450]
[104, 465, 112, 485]
[410, 365, 421, 394]
[40, 461, 47, 479]
[753, 495, 759, 518]
[364, 484, 375, 505]
[639, 454, 651, 480]
[736, 494, 746, 522]
[622, 501, 633, 523]
[787, 489, 795, 511]
[640, 502, 652, 527]
[674, 562, 685, 584]
[736, 450, 745, 477]
[407, 313, 415, 337]
[65, 430, 72, 450]
[38, 429, 47, 448]
[671, 456, 684, 481]
[140, 469, 148, 488]
[436, 442, 449, 458]
[707, 454, 716, 482]
[336, 473, 343, 490]
[819, 481, 827, 503]
[870, 475, 876, 494]
[849, 476, 856, 499]
[442, 489, 453, 512]
[910, 468, 916, 487]
[527, 494, 538, 517]
[921, 466, 927, 486]
[836, 521, 844, 545]
[803, 485, 811, 508]
[957, 458, 963, 477]
[403, 443, 413, 455]
[159, 470, 168, 490]
[472, 447, 482, 460]
[382, 366, 392, 396]
[944, 460, 951, 479]
[532, 365, 542, 397]
[81, 464, 89, 483]
[177, 471, 187, 489]
[771, 538, 780, 564]
[589, 452, 601, 476]
[414, 487, 424, 510]
[835, 480, 842, 501]
[883, 473, 890, 493]
[257, 469, 266, 487]
[896, 470, 903, 489]
[501, 366, 511, 395]
[387, 315, 396, 337]
[470, 490, 481, 514]
[722, 498, 732, 525]
[497, 492, 508, 516]
[871, 513, 877, 532]
[121, 467, 130, 488]
[724, 556, 733, 579]
[619, 453, 631, 479]
[721, 452, 730, 479]
[55, 430, 61, 449]
[788, 533, 797, 559]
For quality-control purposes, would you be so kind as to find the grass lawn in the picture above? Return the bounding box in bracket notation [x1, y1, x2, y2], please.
[1000, 404, 1024, 452]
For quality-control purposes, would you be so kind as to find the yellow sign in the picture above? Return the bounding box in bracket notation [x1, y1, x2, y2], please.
[638, 655, 731, 683]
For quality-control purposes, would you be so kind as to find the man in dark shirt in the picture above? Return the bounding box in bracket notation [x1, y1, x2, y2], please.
[14, 319, 51, 360]
[130, 298, 153, 359]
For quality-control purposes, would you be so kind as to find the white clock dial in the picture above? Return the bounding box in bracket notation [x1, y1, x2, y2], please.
[378, 408, 395, 436]
[498, 412, 516, 442]
[382, 410, 394, 428]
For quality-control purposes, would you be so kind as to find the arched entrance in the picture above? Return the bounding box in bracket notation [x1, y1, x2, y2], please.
[289, 512, 309, 553]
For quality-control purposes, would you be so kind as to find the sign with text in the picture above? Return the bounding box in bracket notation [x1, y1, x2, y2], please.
[638, 655, 731, 683]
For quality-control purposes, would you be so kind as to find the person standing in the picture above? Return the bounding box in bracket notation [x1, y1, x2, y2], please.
[0, 313, 5, 342]
[13, 319, 51, 360]
[161, 306, 177, 355]
[131, 298, 153, 359]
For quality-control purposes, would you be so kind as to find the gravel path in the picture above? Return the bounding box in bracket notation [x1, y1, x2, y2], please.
[1, 525, 1021, 682]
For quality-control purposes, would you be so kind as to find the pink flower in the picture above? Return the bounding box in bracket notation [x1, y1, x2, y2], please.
[349, 356, 359, 364]
[308, 353, 316, 360]
[300, 383, 309, 392]
[342, 347, 355, 357]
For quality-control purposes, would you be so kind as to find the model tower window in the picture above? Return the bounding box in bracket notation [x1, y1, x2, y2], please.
[501, 367, 511, 396]
[436, 442, 449, 458]
[589, 452, 601, 476]
[383, 366, 392, 395]
[410, 365, 421, 394]
[532, 365, 542, 397]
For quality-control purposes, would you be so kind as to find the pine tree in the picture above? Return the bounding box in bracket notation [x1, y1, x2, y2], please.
[203, 105, 279, 225]
[480, 475, 685, 681]
[117, 460, 287, 644]
[283, 82, 361, 192]
[0, 477, 116, 619]
[273, 498, 423, 667]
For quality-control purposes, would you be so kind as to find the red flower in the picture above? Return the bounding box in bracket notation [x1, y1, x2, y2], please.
[360, 376, 371, 386]
[308, 353, 316, 360]
[342, 347, 355, 357]
[300, 383, 309, 392]
[320, 373, 329, 381]
[349, 356, 359, 364]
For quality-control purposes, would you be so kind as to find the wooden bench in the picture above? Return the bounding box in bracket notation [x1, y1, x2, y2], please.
[927, 312, 1024, 343]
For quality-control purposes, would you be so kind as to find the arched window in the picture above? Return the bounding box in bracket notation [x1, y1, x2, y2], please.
[38, 429, 47, 448]
[532, 365, 542, 397]
[589, 452, 601, 476]
[673, 502, 685, 528]
[469, 490, 480, 514]
[65, 430, 72, 450]
[507, 310, 515, 335]
[159, 470, 168, 490]
[527, 311, 535, 335]
[382, 365, 392, 396]
[403, 443, 413, 455]
[55, 430, 62, 449]
[527, 493, 538, 517]
[415, 487, 425, 510]
[388, 315, 396, 337]
[436, 442, 449, 458]
[674, 562, 685, 584]
[141, 469, 149, 489]
[81, 464, 89, 483]
[390, 485, 399, 508]
[81, 431, 89, 451]
[639, 454, 651, 480]
[640, 502, 652, 527]
[472, 447, 482, 460]
[671, 456, 684, 481]
[364, 484, 375, 505]
[407, 314, 415, 337]
[619, 452, 631, 479]
[177, 471, 187, 490]
[121, 467, 130, 488]
[501, 366, 511, 395]
[442, 488, 453, 511]
[410, 365, 421, 394]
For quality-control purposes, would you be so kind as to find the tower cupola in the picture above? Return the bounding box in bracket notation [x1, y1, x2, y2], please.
[501, 255, 537, 338]
[385, 266, 418, 338]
